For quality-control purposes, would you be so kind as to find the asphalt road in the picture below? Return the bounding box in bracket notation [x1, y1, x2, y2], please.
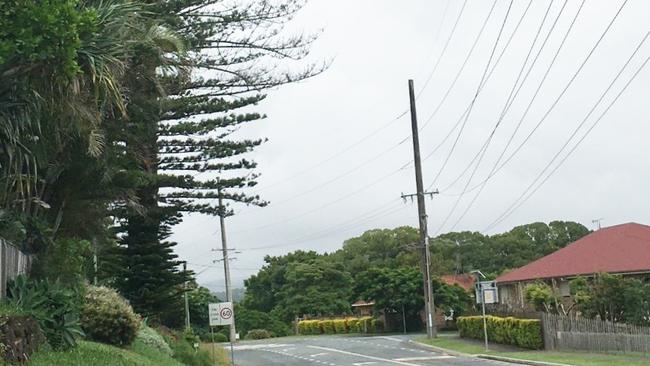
[227, 335, 509, 366]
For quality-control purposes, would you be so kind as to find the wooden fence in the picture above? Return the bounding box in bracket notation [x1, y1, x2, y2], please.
[542, 312, 650, 353]
[0, 239, 32, 297]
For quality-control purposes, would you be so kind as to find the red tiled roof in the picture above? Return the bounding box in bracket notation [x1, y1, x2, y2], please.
[496, 223, 650, 283]
[440, 273, 476, 291]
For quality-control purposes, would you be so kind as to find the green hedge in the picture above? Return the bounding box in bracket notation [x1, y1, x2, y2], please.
[298, 317, 382, 335]
[457, 316, 543, 350]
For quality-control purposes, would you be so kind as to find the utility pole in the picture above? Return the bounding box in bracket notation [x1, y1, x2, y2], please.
[405, 79, 437, 338]
[183, 262, 190, 330]
[217, 186, 237, 345]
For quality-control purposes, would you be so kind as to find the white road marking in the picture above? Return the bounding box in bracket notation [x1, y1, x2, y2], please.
[393, 356, 456, 361]
[307, 345, 422, 366]
[375, 336, 403, 342]
[231, 343, 289, 350]
[353, 362, 377, 366]
[310, 352, 329, 357]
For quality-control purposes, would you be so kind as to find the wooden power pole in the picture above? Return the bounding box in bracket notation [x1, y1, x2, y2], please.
[407, 79, 437, 338]
[217, 186, 237, 344]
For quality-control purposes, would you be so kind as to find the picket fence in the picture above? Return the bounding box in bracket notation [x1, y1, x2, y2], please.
[0, 239, 32, 297]
[542, 312, 650, 353]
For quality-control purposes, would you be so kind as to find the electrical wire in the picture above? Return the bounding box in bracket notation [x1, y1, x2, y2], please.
[428, 0, 511, 189]
[448, 0, 620, 198]
[438, 0, 566, 194]
[485, 27, 649, 232]
[434, 0, 557, 232]
[228, 164, 411, 234]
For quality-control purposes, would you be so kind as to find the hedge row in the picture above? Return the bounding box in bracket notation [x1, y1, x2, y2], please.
[457, 316, 543, 350]
[298, 317, 383, 335]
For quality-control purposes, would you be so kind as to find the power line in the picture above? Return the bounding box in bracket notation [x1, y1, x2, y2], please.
[246, 2, 461, 198]
[417, 0, 534, 136]
[438, 0, 567, 194]
[485, 27, 649, 232]
[448, 0, 619, 198]
[416, 0, 469, 99]
[428, 0, 511, 189]
[242, 200, 407, 251]
[435, 0, 558, 233]
[229, 164, 410, 234]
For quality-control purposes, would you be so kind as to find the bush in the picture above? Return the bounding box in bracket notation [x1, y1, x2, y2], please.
[213, 332, 228, 343]
[298, 320, 321, 335]
[333, 319, 347, 333]
[457, 315, 543, 350]
[320, 320, 335, 334]
[346, 318, 361, 333]
[6, 275, 84, 350]
[235, 306, 291, 338]
[370, 319, 384, 333]
[359, 316, 373, 333]
[245, 329, 272, 340]
[136, 325, 172, 357]
[80, 285, 141, 346]
[169, 334, 212, 366]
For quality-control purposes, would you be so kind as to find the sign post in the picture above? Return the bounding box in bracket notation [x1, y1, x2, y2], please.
[209, 302, 235, 365]
[475, 281, 498, 352]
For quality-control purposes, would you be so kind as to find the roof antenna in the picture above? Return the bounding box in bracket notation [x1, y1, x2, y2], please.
[591, 218, 604, 230]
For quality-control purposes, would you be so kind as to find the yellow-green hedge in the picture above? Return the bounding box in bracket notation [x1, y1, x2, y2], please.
[457, 316, 543, 350]
[298, 317, 382, 335]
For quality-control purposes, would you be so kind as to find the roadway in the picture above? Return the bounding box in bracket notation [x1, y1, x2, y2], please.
[228, 335, 509, 366]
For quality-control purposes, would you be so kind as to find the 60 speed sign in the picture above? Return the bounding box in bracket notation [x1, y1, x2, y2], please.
[209, 302, 234, 326]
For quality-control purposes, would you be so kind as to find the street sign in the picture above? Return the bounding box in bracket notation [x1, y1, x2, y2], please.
[209, 302, 234, 326]
[475, 281, 498, 304]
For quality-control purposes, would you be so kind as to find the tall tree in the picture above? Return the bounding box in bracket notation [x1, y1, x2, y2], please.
[108, 0, 323, 324]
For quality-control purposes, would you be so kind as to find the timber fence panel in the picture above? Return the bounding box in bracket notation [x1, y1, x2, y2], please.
[0, 238, 32, 297]
[541, 312, 650, 353]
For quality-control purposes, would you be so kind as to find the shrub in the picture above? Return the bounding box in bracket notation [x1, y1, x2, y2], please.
[298, 320, 321, 335]
[245, 329, 272, 340]
[136, 325, 172, 357]
[333, 319, 347, 333]
[6, 275, 84, 350]
[346, 318, 361, 333]
[30, 238, 91, 286]
[169, 333, 212, 366]
[370, 319, 384, 333]
[359, 316, 373, 333]
[80, 285, 141, 346]
[320, 320, 335, 334]
[457, 315, 543, 350]
[235, 306, 291, 338]
[213, 332, 228, 343]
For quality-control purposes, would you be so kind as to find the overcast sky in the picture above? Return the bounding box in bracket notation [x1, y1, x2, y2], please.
[170, 0, 650, 291]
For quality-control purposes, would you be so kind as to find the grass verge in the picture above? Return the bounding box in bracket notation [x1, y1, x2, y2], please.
[27, 340, 184, 366]
[415, 336, 650, 366]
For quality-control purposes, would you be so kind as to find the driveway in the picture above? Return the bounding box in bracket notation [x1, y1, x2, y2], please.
[227, 334, 510, 366]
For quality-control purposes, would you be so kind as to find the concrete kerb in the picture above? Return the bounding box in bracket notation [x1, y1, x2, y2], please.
[409, 340, 574, 366]
[477, 354, 574, 366]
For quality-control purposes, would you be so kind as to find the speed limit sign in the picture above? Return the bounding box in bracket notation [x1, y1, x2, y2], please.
[209, 302, 234, 326]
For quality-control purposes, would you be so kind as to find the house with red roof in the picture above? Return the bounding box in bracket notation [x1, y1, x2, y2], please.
[496, 222, 650, 308]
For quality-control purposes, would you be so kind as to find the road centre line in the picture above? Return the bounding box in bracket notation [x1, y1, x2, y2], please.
[306, 345, 423, 366]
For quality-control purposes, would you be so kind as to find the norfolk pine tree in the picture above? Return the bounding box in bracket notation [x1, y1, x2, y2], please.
[109, 0, 324, 325]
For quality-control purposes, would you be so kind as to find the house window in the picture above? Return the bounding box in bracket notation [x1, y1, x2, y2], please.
[558, 280, 571, 297]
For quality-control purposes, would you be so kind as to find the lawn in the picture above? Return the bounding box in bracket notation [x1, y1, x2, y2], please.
[27, 339, 231, 366]
[27, 340, 183, 366]
[416, 336, 650, 366]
